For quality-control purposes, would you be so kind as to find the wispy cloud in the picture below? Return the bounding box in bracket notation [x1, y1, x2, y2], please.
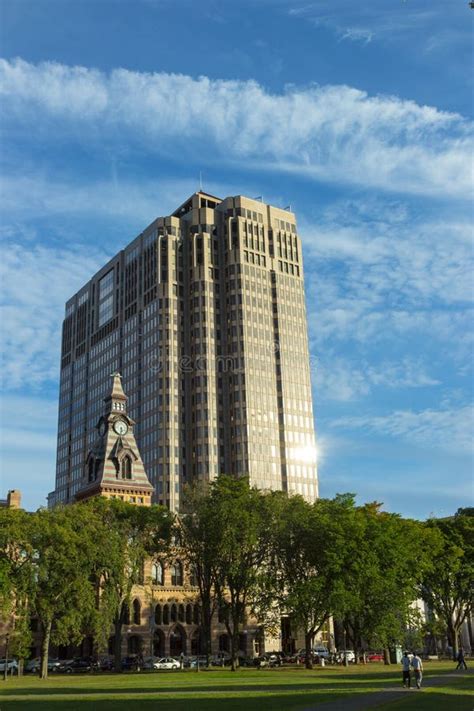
[315, 356, 440, 402]
[0, 59, 472, 198]
[287, 0, 464, 51]
[0, 240, 110, 389]
[330, 404, 474, 454]
[302, 199, 473, 350]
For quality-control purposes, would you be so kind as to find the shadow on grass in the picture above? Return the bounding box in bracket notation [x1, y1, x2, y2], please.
[1, 690, 474, 711]
[0, 679, 397, 698]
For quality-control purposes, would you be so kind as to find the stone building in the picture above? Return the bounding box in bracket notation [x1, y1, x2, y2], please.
[72, 373, 262, 660]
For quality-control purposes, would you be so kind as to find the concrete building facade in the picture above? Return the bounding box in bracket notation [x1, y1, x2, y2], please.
[49, 192, 318, 511]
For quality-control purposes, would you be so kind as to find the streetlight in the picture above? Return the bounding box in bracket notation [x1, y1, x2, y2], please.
[3, 633, 10, 681]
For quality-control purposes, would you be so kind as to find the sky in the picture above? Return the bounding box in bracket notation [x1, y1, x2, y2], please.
[0, 0, 472, 518]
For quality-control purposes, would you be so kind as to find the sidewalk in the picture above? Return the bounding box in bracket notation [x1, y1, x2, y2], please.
[303, 668, 473, 710]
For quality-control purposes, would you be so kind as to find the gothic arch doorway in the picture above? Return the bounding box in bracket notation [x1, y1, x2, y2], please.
[153, 629, 165, 657]
[169, 626, 186, 657]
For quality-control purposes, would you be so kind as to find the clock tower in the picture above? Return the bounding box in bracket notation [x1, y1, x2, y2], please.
[76, 373, 154, 506]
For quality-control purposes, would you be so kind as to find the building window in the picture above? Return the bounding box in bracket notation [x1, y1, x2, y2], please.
[189, 566, 198, 587]
[155, 604, 162, 625]
[171, 561, 183, 586]
[121, 456, 132, 480]
[151, 561, 164, 585]
[132, 598, 141, 625]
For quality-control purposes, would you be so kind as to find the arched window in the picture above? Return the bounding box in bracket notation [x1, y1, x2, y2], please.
[122, 456, 132, 480]
[219, 634, 230, 652]
[186, 604, 193, 625]
[132, 599, 141, 625]
[171, 561, 183, 586]
[162, 605, 169, 625]
[88, 458, 94, 482]
[94, 459, 101, 478]
[170, 604, 177, 623]
[193, 605, 201, 625]
[178, 604, 185, 623]
[151, 561, 164, 585]
[155, 604, 162, 625]
[189, 566, 198, 587]
[121, 602, 130, 625]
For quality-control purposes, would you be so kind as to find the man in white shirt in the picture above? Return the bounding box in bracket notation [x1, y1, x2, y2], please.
[411, 652, 423, 688]
[401, 651, 411, 688]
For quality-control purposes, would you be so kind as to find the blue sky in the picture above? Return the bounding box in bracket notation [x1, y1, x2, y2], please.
[0, 0, 472, 517]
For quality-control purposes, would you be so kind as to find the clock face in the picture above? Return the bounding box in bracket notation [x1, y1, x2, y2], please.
[114, 420, 128, 436]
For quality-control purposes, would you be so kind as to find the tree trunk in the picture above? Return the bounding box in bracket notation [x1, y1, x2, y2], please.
[114, 616, 123, 672]
[449, 621, 459, 661]
[40, 619, 52, 679]
[202, 598, 212, 666]
[230, 622, 239, 672]
[305, 631, 313, 670]
[383, 648, 391, 666]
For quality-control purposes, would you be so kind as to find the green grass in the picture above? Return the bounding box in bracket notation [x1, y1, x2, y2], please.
[373, 675, 474, 710]
[0, 661, 471, 710]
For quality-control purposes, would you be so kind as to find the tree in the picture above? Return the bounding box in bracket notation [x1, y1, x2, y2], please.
[179, 483, 221, 665]
[208, 476, 270, 671]
[422, 509, 474, 659]
[0, 507, 35, 673]
[86, 498, 172, 672]
[342, 503, 432, 663]
[26, 505, 101, 678]
[270, 493, 357, 668]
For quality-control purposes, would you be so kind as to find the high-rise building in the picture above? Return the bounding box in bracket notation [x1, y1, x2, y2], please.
[49, 192, 318, 510]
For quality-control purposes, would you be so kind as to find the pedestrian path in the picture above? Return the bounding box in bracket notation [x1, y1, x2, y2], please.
[303, 669, 473, 710]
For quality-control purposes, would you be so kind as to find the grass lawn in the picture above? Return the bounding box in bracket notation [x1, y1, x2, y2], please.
[373, 675, 473, 710]
[0, 661, 471, 710]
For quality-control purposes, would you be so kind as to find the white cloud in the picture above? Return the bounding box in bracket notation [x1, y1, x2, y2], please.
[330, 404, 474, 454]
[0, 240, 110, 389]
[0, 58, 472, 198]
[302, 200, 473, 349]
[315, 355, 440, 402]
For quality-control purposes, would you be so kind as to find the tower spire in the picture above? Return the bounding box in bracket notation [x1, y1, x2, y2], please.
[104, 372, 127, 414]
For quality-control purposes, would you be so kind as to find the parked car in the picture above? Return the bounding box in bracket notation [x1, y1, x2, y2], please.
[0, 659, 18, 674]
[313, 646, 330, 659]
[25, 657, 61, 673]
[367, 652, 384, 662]
[185, 655, 208, 669]
[153, 657, 181, 670]
[210, 652, 231, 666]
[98, 656, 114, 671]
[336, 650, 355, 664]
[59, 658, 93, 673]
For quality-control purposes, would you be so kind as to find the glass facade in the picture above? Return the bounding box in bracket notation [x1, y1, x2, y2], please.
[49, 193, 318, 510]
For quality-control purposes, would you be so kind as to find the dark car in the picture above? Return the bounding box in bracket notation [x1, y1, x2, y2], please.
[60, 658, 93, 674]
[121, 656, 140, 671]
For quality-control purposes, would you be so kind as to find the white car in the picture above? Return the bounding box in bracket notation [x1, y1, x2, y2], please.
[0, 659, 18, 674]
[337, 650, 355, 663]
[153, 657, 181, 670]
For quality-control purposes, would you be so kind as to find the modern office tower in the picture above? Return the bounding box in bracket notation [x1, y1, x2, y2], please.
[49, 192, 318, 511]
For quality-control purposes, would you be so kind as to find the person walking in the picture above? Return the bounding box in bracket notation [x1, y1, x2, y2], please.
[411, 652, 423, 689]
[456, 649, 467, 670]
[401, 651, 411, 688]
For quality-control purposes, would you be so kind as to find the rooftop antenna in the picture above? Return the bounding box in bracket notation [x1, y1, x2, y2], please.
[199, 171, 203, 192]
[284, 204, 292, 211]
[253, 196, 263, 202]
